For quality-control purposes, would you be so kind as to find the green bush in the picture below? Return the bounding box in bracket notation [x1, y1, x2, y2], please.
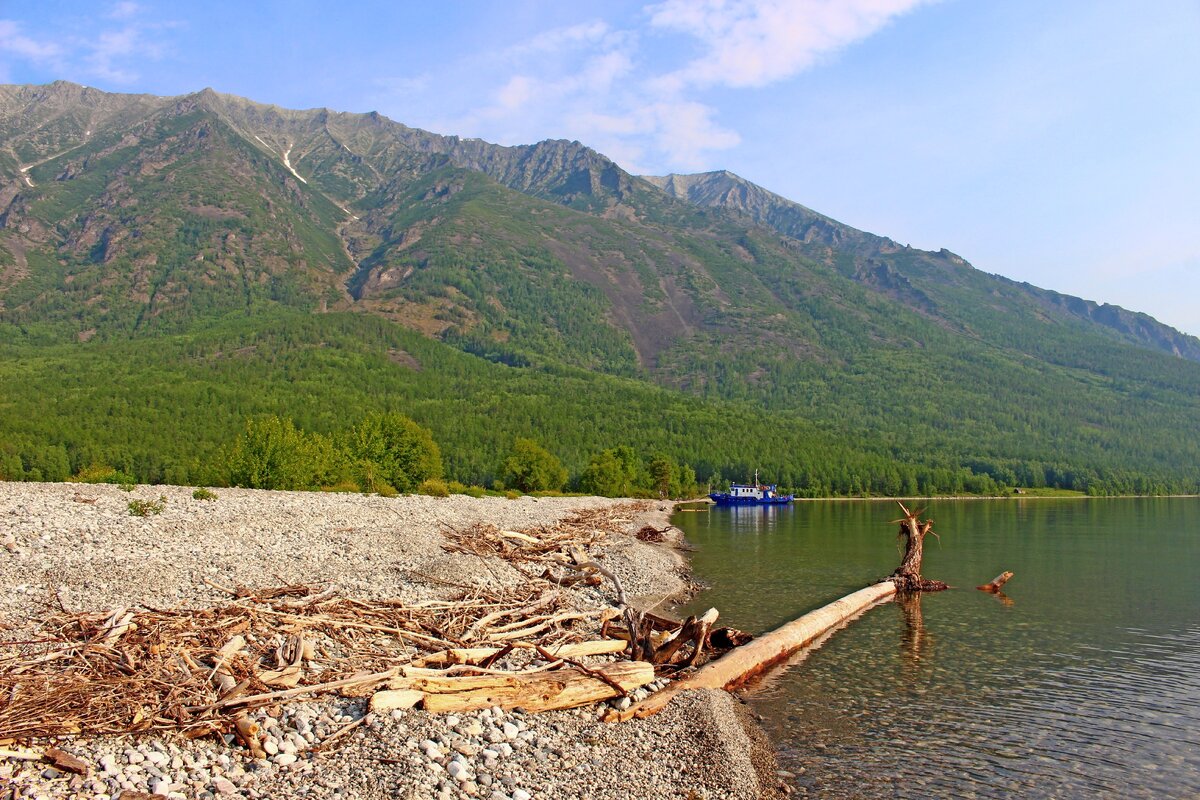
[71, 463, 137, 485]
[501, 438, 567, 493]
[343, 412, 442, 493]
[418, 478, 450, 497]
[504, 489, 521, 500]
[223, 416, 343, 491]
[463, 485, 486, 498]
[128, 495, 166, 516]
[192, 487, 218, 501]
[578, 446, 644, 497]
[118, 482, 136, 492]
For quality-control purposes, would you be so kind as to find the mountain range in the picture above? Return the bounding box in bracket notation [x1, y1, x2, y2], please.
[2, 81, 1198, 494]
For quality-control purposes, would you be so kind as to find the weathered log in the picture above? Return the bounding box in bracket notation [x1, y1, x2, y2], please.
[380, 660, 654, 714]
[369, 689, 425, 713]
[976, 571, 1013, 592]
[608, 582, 897, 721]
[413, 639, 626, 668]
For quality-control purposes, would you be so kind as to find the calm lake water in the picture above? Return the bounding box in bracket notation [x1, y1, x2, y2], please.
[673, 499, 1200, 798]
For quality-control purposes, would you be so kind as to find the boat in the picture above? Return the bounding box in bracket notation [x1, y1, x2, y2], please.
[709, 471, 794, 506]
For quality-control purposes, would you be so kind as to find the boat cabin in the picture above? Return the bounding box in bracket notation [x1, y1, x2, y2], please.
[729, 483, 776, 499]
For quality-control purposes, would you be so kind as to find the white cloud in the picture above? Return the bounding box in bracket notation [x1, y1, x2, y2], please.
[511, 21, 611, 56]
[648, 0, 933, 89]
[412, 1, 929, 174]
[0, 19, 64, 63]
[0, 5, 172, 85]
[108, 2, 142, 21]
[649, 100, 741, 170]
[495, 75, 536, 113]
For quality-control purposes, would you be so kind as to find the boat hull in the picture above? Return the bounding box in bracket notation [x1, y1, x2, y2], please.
[709, 493, 794, 506]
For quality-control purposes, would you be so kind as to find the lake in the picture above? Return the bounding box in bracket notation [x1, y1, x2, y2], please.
[673, 498, 1200, 798]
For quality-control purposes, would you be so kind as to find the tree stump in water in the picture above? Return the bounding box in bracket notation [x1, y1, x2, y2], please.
[889, 502, 949, 592]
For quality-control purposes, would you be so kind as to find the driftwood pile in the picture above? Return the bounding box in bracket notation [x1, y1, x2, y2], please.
[0, 504, 733, 752]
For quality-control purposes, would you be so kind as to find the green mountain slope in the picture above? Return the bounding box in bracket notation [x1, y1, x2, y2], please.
[1, 82, 1198, 495]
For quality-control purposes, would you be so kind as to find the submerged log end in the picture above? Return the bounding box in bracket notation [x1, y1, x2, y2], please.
[976, 571, 1014, 592]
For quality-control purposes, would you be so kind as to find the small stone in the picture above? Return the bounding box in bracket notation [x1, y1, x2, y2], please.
[481, 749, 499, 761]
[151, 777, 171, 795]
[445, 715, 461, 727]
[614, 696, 632, 711]
[462, 719, 484, 738]
[513, 789, 532, 800]
[273, 754, 297, 767]
[126, 751, 146, 765]
[446, 761, 467, 781]
[278, 740, 297, 756]
[262, 740, 279, 756]
[41, 767, 62, 780]
[212, 777, 237, 795]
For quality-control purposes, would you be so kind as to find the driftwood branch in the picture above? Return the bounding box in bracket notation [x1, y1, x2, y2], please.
[976, 571, 1013, 592]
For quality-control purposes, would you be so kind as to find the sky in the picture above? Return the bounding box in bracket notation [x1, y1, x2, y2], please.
[3, 0, 1199, 335]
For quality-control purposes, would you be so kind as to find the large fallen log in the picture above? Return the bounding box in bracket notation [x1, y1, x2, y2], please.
[372, 660, 655, 714]
[607, 582, 896, 721]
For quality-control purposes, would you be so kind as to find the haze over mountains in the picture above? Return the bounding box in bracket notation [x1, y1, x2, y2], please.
[2, 81, 1199, 494]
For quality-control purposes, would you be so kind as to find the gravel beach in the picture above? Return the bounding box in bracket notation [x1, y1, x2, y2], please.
[0, 482, 782, 800]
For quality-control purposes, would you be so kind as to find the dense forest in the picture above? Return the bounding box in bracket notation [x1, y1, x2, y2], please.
[2, 310, 1195, 497]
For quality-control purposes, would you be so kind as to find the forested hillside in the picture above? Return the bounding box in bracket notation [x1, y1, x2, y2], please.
[2, 82, 1198, 496]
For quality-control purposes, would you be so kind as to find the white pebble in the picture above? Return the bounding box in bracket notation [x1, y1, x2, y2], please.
[513, 789, 532, 800]
[274, 753, 298, 767]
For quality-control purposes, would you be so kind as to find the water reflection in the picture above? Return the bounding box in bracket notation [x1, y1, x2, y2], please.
[897, 591, 931, 669]
[675, 499, 1200, 799]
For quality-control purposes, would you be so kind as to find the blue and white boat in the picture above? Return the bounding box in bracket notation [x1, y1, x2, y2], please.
[709, 472, 794, 506]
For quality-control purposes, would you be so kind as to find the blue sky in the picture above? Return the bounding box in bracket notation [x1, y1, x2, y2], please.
[3, 0, 1198, 335]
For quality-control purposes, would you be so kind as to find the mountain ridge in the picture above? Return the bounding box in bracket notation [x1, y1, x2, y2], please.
[1, 81, 1198, 495]
[644, 169, 1200, 361]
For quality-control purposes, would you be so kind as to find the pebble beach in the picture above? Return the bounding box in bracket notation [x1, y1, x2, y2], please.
[0, 482, 781, 800]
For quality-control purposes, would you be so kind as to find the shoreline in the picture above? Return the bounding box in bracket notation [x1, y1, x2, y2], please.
[0, 482, 783, 800]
